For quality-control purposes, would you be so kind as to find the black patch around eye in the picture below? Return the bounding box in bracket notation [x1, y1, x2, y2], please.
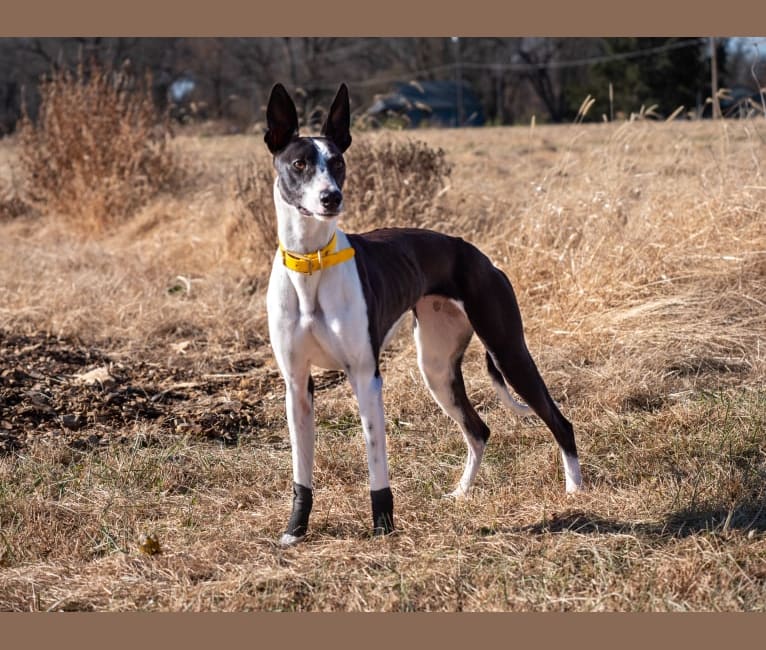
[280, 139, 321, 168]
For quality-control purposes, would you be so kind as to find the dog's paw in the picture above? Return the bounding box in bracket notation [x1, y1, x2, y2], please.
[565, 481, 586, 495]
[279, 533, 306, 547]
[443, 486, 469, 500]
[563, 454, 583, 495]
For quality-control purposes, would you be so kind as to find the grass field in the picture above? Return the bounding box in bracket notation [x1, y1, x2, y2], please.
[0, 117, 764, 610]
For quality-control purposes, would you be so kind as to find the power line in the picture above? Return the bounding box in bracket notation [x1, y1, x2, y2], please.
[305, 37, 708, 92]
[461, 37, 708, 71]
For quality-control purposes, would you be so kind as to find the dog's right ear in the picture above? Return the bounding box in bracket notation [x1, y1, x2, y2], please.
[321, 83, 352, 153]
[265, 83, 299, 154]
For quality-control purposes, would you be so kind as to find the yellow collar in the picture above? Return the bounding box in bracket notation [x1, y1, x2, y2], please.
[278, 232, 355, 275]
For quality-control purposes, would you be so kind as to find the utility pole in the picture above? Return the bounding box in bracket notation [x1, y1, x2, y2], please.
[710, 37, 722, 119]
[452, 36, 463, 127]
[495, 66, 504, 125]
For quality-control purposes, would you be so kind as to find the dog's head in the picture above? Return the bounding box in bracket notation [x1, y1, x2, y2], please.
[265, 83, 352, 220]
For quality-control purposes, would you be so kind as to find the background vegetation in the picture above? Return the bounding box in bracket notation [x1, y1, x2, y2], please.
[0, 37, 764, 135]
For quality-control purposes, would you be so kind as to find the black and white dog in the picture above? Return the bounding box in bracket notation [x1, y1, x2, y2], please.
[264, 83, 582, 546]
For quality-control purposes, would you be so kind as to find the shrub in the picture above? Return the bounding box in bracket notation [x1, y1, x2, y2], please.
[17, 60, 181, 233]
[228, 162, 278, 266]
[343, 138, 452, 232]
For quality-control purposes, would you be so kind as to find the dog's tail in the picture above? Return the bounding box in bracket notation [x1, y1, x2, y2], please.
[484, 351, 534, 417]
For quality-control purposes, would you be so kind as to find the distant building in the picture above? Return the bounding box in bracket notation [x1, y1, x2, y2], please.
[167, 74, 209, 122]
[367, 80, 485, 128]
[720, 85, 766, 118]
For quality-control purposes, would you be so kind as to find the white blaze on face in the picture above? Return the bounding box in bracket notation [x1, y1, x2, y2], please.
[300, 138, 342, 217]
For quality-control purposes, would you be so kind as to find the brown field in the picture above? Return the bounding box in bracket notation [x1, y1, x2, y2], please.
[0, 118, 765, 611]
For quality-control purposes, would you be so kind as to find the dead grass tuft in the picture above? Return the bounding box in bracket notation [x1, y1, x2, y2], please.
[227, 160, 277, 267]
[17, 59, 182, 234]
[342, 137, 452, 232]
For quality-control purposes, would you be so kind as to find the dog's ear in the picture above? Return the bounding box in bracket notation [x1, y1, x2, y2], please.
[265, 83, 299, 154]
[321, 83, 352, 153]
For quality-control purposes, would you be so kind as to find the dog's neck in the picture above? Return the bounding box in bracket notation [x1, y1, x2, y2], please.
[274, 180, 339, 254]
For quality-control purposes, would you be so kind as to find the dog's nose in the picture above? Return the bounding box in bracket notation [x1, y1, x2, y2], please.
[320, 190, 342, 211]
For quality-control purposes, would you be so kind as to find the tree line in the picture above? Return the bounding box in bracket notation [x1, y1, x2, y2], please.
[1, 37, 763, 135]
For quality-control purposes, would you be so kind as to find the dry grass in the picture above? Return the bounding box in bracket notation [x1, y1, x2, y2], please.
[0, 117, 765, 611]
[16, 60, 182, 233]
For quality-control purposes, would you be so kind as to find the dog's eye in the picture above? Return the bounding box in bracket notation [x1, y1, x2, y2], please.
[292, 159, 306, 171]
[330, 158, 344, 170]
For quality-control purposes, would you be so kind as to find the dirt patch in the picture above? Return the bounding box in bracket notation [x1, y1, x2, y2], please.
[0, 331, 280, 453]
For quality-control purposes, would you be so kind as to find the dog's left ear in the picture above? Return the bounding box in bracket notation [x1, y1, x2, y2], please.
[321, 83, 352, 153]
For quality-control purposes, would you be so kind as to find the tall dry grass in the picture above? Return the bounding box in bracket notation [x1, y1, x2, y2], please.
[476, 120, 766, 414]
[16, 60, 182, 233]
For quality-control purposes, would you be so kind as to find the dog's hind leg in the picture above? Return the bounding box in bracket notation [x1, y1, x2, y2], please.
[489, 343, 582, 493]
[485, 351, 534, 418]
[463, 265, 583, 494]
[414, 295, 490, 498]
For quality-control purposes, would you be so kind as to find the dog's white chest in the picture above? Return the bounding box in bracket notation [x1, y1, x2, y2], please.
[267, 252, 372, 373]
[294, 295, 346, 371]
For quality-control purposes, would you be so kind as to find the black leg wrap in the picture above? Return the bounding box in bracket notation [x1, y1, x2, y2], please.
[370, 487, 395, 535]
[285, 482, 313, 538]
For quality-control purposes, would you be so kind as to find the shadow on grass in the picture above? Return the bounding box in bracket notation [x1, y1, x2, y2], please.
[495, 501, 766, 539]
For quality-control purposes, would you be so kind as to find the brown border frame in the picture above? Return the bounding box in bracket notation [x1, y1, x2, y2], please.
[0, 0, 765, 36]
[1, 0, 765, 645]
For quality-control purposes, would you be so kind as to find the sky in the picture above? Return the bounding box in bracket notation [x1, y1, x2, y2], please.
[728, 37, 766, 52]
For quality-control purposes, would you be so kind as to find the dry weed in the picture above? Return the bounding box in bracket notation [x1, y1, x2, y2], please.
[343, 137, 452, 232]
[228, 159, 277, 267]
[17, 59, 182, 233]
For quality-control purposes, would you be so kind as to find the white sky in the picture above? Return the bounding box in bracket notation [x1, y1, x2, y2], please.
[728, 37, 766, 52]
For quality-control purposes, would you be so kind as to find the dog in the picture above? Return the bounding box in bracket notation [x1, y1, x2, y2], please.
[264, 83, 582, 546]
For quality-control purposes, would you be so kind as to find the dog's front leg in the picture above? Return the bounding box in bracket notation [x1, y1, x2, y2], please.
[280, 369, 316, 546]
[348, 368, 394, 536]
